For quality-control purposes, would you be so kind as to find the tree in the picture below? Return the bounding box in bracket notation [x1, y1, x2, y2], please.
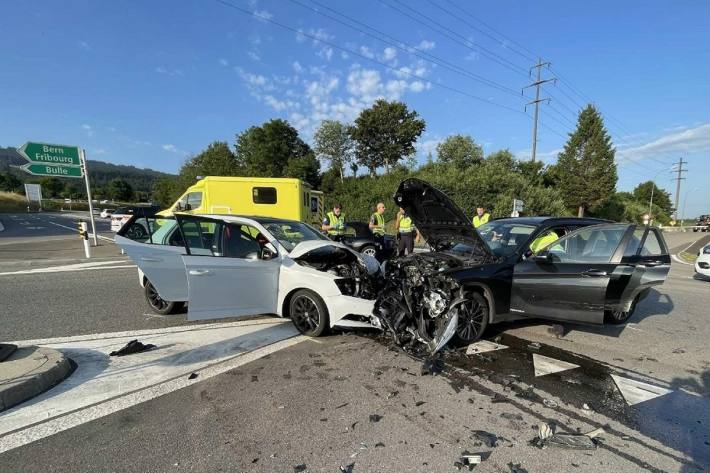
[108, 178, 134, 202]
[179, 141, 239, 186]
[0, 172, 22, 192]
[436, 134, 483, 168]
[554, 105, 617, 216]
[349, 99, 425, 176]
[235, 119, 320, 186]
[313, 120, 353, 182]
[632, 181, 672, 216]
[40, 177, 64, 198]
[152, 178, 180, 206]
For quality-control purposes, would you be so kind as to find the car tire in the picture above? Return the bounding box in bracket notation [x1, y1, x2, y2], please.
[605, 297, 638, 324]
[144, 280, 183, 315]
[289, 289, 330, 337]
[450, 292, 489, 346]
[360, 245, 377, 258]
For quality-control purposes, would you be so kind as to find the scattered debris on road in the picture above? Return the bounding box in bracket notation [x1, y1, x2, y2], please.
[369, 414, 383, 423]
[339, 463, 355, 473]
[293, 464, 307, 472]
[421, 357, 444, 375]
[531, 422, 604, 450]
[188, 372, 198, 380]
[109, 339, 156, 357]
[508, 462, 529, 473]
[471, 430, 505, 448]
[542, 399, 558, 408]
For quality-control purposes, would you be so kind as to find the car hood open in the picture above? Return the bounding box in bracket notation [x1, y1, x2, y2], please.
[393, 178, 492, 258]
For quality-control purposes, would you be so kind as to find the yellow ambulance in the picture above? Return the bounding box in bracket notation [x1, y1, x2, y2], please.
[160, 176, 324, 225]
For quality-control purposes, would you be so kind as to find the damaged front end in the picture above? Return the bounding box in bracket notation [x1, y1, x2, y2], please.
[374, 252, 470, 354]
[293, 244, 381, 300]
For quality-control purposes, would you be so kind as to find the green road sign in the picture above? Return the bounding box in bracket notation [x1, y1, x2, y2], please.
[19, 142, 81, 166]
[21, 163, 84, 178]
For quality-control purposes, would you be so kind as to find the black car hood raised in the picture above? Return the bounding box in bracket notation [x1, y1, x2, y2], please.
[393, 178, 493, 258]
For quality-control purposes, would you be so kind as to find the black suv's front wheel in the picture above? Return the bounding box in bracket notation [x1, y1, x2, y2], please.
[450, 292, 489, 346]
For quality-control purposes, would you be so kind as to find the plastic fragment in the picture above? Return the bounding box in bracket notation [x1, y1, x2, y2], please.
[109, 339, 156, 357]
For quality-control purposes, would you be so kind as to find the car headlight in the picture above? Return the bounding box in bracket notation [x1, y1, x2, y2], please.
[703, 246, 710, 255]
[335, 278, 359, 296]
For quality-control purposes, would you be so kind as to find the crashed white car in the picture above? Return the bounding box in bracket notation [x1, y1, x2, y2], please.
[115, 214, 380, 335]
[695, 244, 710, 278]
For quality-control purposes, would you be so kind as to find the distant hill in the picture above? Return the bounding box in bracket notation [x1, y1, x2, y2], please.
[0, 146, 174, 194]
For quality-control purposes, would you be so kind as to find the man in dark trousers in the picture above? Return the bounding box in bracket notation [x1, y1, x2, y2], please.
[395, 207, 420, 256]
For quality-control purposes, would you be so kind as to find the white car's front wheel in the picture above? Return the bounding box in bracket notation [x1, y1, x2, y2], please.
[289, 289, 329, 337]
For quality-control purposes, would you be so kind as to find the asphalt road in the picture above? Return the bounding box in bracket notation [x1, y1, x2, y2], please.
[0, 211, 112, 242]
[1, 227, 709, 472]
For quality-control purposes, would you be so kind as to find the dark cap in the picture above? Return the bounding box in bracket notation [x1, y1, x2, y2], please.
[334, 203, 342, 209]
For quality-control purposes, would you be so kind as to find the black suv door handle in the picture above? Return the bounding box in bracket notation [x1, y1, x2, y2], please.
[582, 269, 608, 277]
[643, 260, 663, 267]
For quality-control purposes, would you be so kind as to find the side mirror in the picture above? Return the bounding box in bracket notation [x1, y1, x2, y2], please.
[184, 203, 192, 211]
[175, 202, 183, 211]
[261, 242, 278, 260]
[532, 252, 551, 263]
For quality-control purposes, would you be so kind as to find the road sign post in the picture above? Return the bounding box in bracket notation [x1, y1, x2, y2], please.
[512, 199, 524, 217]
[17, 141, 98, 246]
[80, 149, 99, 246]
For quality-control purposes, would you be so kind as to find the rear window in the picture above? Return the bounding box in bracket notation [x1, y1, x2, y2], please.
[253, 187, 277, 204]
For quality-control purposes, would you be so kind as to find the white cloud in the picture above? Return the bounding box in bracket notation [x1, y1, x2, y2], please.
[347, 68, 383, 102]
[92, 148, 108, 156]
[617, 123, 710, 162]
[247, 51, 261, 61]
[417, 39, 435, 51]
[81, 124, 94, 137]
[78, 41, 91, 51]
[162, 144, 186, 155]
[219, 58, 229, 67]
[381, 47, 397, 61]
[417, 138, 442, 159]
[253, 9, 273, 22]
[359, 46, 375, 59]
[293, 61, 303, 74]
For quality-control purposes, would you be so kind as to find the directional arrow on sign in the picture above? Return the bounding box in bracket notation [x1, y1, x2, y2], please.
[18, 142, 81, 166]
[21, 163, 84, 178]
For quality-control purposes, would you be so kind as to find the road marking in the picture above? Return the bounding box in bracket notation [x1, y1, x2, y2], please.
[25, 226, 46, 230]
[610, 374, 673, 406]
[0, 260, 134, 276]
[48, 221, 115, 242]
[672, 254, 693, 265]
[466, 340, 508, 355]
[532, 353, 580, 377]
[0, 319, 303, 453]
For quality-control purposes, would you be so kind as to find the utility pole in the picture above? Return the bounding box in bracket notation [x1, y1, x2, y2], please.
[671, 157, 686, 223]
[523, 58, 555, 162]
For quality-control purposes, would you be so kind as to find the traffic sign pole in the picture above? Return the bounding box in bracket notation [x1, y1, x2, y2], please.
[81, 149, 99, 247]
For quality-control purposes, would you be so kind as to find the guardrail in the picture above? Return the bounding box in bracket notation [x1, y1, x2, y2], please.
[658, 225, 708, 232]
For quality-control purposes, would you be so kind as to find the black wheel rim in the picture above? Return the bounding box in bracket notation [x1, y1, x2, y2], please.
[362, 247, 377, 256]
[612, 310, 627, 321]
[147, 284, 169, 311]
[455, 299, 486, 341]
[291, 295, 320, 333]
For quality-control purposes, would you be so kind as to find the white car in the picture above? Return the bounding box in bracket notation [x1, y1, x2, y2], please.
[695, 244, 710, 278]
[100, 208, 115, 218]
[114, 214, 380, 336]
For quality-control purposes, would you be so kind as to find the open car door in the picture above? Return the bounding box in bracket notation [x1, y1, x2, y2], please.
[115, 216, 188, 302]
[177, 216, 280, 321]
[510, 224, 634, 324]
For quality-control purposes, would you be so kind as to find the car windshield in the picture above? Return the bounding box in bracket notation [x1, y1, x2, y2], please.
[476, 221, 537, 257]
[260, 221, 328, 252]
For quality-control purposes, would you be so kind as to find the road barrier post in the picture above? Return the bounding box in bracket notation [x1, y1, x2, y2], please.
[79, 221, 91, 259]
[80, 149, 99, 247]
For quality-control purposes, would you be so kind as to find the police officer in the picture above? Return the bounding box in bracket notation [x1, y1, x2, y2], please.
[396, 207, 420, 256]
[472, 206, 490, 228]
[369, 202, 386, 250]
[322, 203, 346, 239]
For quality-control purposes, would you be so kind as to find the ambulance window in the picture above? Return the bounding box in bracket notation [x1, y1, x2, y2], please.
[186, 192, 202, 210]
[253, 187, 277, 204]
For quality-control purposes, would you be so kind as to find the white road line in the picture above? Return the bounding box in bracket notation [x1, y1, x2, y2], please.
[672, 254, 693, 265]
[48, 221, 115, 242]
[466, 340, 508, 355]
[532, 354, 580, 377]
[0, 260, 135, 276]
[611, 374, 673, 406]
[0, 324, 305, 453]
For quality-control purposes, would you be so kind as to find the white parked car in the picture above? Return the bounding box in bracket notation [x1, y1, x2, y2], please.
[100, 208, 115, 218]
[114, 214, 380, 336]
[695, 244, 710, 278]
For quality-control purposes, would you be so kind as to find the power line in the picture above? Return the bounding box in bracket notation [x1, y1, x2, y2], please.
[290, 0, 524, 99]
[215, 0, 527, 116]
[380, 0, 530, 77]
[441, 0, 538, 62]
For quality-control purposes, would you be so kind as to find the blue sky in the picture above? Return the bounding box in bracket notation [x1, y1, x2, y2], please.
[2, 0, 709, 217]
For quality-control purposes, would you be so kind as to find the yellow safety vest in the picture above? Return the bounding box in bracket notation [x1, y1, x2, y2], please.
[399, 216, 414, 234]
[473, 213, 490, 228]
[326, 211, 345, 236]
[371, 213, 385, 236]
[529, 231, 559, 253]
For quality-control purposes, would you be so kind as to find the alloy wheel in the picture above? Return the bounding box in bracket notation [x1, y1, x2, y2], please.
[455, 298, 486, 341]
[291, 295, 320, 333]
[146, 283, 169, 311]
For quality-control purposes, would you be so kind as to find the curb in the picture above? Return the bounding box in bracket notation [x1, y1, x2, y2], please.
[0, 346, 74, 412]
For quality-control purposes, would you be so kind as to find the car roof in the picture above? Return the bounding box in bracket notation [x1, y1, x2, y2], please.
[487, 216, 613, 226]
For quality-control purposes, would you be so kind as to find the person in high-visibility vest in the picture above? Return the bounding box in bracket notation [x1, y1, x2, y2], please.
[369, 202, 387, 251]
[396, 207, 420, 256]
[322, 203, 346, 238]
[529, 230, 561, 254]
[473, 207, 490, 228]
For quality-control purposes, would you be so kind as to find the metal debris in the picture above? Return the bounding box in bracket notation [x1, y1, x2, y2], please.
[531, 423, 603, 450]
[109, 339, 156, 357]
[188, 373, 198, 380]
[369, 414, 383, 423]
[421, 357, 445, 375]
[543, 399, 558, 408]
[471, 430, 502, 448]
[339, 463, 355, 473]
[293, 464, 307, 472]
[508, 462, 529, 473]
[387, 390, 399, 399]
